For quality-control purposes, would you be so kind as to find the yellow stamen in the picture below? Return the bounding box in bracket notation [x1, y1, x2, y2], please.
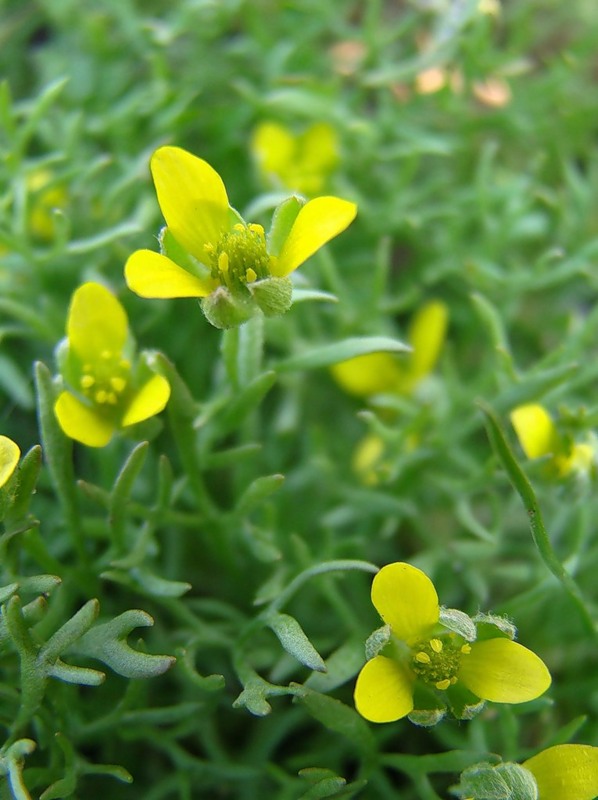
[80, 374, 95, 389]
[110, 376, 126, 393]
[246, 267, 257, 283]
[218, 251, 229, 274]
[233, 223, 245, 232]
[95, 389, 108, 404]
[248, 223, 265, 238]
[461, 644, 472, 655]
[430, 639, 443, 653]
[415, 652, 431, 664]
[106, 392, 118, 405]
[435, 679, 451, 690]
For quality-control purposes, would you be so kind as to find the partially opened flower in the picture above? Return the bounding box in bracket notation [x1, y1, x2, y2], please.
[453, 744, 598, 800]
[0, 435, 20, 489]
[354, 562, 551, 725]
[510, 403, 594, 479]
[125, 146, 356, 329]
[54, 282, 170, 447]
[331, 301, 448, 398]
[251, 121, 339, 196]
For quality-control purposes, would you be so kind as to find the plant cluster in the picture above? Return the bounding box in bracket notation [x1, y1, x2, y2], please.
[2, 1, 598, 798]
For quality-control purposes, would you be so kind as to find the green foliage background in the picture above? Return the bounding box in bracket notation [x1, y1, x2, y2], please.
[1, 0, 598, 798]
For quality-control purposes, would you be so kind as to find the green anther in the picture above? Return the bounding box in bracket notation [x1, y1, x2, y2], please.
[411, 636, 464, 687]
[208, 224, 271, 288]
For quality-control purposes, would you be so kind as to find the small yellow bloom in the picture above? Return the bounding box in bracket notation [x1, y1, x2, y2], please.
[523, 744, 598, 800]
[354, 562, 551, 723]
[125, 146, 356, 328]
[331, 301, 448, 398]
[510, 403, 594, 478]
[0, 435, 20, 489]
[251, 121, 339, 196]
[27, 169, 68, 241]
[54, 282, 171, 447]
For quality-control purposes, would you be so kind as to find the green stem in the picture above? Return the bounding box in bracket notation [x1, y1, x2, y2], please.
[479, 401, 597, 636]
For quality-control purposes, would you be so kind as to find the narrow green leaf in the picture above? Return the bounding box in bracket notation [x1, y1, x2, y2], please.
[294, 686, 376, 754]
[268, 612, 326, 672]
[479, 401, 596, 637]
[236, 473, 285, 515]
[275, 336, 410, 372]
[109, 441, 149, 552]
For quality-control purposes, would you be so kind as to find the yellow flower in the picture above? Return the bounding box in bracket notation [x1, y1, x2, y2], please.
[523, 744, 598, 800]
[0, 435, 20, 489]
[510, 403, 594, 478]
[251, 121, 339, 196]
[54, 282, 171, 447]
[456, 744, 598, 800]
[125, 146, 356, 328]
[354, 562, 551, 724]
[27, 169, 68, 241]
[331, 301, 448, 398]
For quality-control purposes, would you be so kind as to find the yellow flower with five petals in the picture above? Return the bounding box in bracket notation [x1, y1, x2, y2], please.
[354, 562, 551, 724]
[125, 146, 356, 328]
[0, 435, 20, 489]
[54, 282, 171, 447]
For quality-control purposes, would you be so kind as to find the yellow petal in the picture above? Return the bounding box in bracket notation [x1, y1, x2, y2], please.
[523, 744, 598, 800]
[405, 301, 448, 384]
[330, 352, 404, 397]
[510, 404, 557, 459]
[457, 638, 551, 703]
[274, 196, 357, 276]
[554, 442, 594, 478]
[121, 374, 170, 427]
[0, 435, 20, 488]
[151, 146, 229, 259]
[251, 122, 296, 181]
[371, 562, 439, 644]
[125, 250, 217, 298]
[67, 282, 127, 362]
[54, 391, 115, 447]
[300, 123, 339, 174]
[354, 655, 414, 723]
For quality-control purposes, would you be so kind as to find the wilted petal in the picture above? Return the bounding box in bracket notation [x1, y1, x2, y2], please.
[0, 435, 20, 488]
[125, 250, 217, 298]
[67, 282, 127, 363]
[151, 146, 229, 260]
[354, 655, 414, 723]
[54, 391, 115, 448]
[510, 404, 557, 459]
[371, 562, 439, 644]
[274, 196, 357, 276]
[458, 638, 551, 703]
[523, 744, 598, 800]
[121, 374, 171, 427]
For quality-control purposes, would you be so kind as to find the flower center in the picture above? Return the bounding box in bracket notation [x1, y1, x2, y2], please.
[205, 223, 271, 289]
[79, 350, 131, 409]
[411, 636, 471, 691]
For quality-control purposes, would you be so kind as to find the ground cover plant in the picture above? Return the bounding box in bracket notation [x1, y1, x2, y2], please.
[2, 0, 598, 798]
